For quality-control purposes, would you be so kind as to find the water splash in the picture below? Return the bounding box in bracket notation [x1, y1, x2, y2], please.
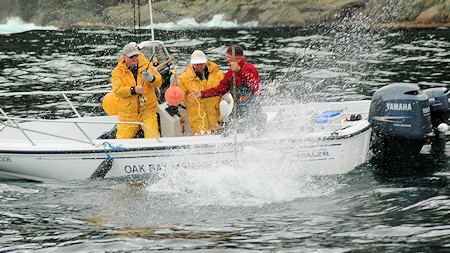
[146, 160, 343, 207]
[0, 17, 56, 35]
[141, 14, 255, 30]
[0, 14, 252, 35]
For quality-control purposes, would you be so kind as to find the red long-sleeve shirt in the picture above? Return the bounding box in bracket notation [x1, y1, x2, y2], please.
[201, 60, 261, 98]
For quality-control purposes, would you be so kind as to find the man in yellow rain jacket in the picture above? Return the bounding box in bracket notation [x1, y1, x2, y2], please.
[177, 50, 224, 135]
[112, 43, 163, 139]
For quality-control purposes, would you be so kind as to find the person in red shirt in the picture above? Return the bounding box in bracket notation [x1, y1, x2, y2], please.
[187, 45, 264, 136]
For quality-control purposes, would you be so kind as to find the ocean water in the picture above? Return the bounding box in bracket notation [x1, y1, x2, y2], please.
[0, 19, 449, 252]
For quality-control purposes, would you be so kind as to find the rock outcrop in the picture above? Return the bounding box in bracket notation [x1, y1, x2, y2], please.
[1, 0, 449, 28]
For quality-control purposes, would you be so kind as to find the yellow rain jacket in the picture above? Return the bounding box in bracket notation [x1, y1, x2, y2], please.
[112, 53, 162, 122]
[178, 61, 224, 134]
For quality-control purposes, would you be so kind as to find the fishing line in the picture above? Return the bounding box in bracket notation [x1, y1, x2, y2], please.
[267, 44, 310, 95]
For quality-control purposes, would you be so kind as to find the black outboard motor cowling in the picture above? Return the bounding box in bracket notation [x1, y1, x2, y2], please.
[369, 83, 432, 161]
[423, 87, 450, 152]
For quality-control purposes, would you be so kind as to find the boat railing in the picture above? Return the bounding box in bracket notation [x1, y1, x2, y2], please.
[0, 90, 108, 117]
[0, 116, 160, 146]
[0, 90, 162, 145]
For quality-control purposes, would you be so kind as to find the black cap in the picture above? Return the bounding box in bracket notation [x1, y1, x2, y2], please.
[225, 45, 244, 58]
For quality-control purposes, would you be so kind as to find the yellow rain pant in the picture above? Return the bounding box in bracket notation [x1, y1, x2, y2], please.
[116, 114, 160, 139]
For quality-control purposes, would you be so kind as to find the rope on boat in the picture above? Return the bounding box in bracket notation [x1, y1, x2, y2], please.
[194, 95, 209, 135]
[102, 142, 125, 160]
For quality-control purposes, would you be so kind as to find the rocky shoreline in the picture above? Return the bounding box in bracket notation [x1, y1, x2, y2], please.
[1, 0, 449, 29]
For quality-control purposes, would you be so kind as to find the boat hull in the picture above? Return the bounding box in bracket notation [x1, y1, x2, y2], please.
[0, 99, 373, 181]
[0, 124, 371, 181]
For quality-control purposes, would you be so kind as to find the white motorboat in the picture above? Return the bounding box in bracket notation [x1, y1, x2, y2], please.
[0, 89, 373, 181]
[1, 33, 448, 181]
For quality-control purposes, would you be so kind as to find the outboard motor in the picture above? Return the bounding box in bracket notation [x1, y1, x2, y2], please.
[423, 87, 450, 152]
[369, 83, 432, 162]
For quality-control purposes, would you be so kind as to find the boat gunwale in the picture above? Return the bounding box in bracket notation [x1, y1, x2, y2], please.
[0, 122, 371, 155]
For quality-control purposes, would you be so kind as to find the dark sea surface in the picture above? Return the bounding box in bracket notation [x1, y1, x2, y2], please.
[0, 24, 449, 252]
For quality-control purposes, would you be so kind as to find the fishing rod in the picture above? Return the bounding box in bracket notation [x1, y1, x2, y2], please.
[138, 0, 141, 35]
[132, 0, 143, 39]
[132, 0, 136, 37]
[148, 0, 155, 41]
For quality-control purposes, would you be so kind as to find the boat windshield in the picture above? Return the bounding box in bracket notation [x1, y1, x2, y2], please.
[139, 40, 172, 66]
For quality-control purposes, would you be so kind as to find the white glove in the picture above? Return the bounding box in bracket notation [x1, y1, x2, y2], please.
[142, 71, 154, 82]
[170, 74, 179, 85]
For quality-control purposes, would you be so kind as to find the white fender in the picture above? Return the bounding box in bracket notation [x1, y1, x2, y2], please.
[219, 93, 234, 119]
[437, 123, 449, 133]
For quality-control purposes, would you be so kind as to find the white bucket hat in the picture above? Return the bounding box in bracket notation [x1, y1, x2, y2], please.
[190, 50, 207, 64]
